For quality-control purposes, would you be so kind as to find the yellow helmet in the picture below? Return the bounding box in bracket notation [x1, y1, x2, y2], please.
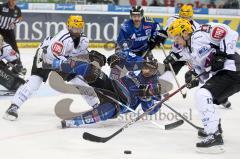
[67, 15, 84, 30]
[179, 5, 193, 19]
[168, 19, 193, 37]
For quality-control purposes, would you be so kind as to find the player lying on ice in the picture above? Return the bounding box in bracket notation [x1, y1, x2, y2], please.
[0, 34, 25, 95]
[41, 48, 173, 129]
[164, 18, 240, 153]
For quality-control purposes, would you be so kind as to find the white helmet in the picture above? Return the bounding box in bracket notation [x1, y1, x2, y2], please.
[0, 34, 4, 47]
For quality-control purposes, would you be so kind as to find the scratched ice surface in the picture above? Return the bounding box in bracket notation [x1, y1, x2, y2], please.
[0, 48, 239, 159]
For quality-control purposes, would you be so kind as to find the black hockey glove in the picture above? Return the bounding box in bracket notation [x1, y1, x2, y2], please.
[148, 30, 168, 51]
[89, 50, 106, 67]
[211, 51, 227, 72]
[138, 84, 161, 97]
[163, 52, 181, 65]
[107, 53, 126, 68]
[185, 70, 199, 89]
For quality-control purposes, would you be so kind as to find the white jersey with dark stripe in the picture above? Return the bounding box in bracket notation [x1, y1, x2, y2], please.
[40, 28, 89, 63]
[177, 23, 239, 77]
[164, 15, 200, 32]
[0, 42, 18, 62]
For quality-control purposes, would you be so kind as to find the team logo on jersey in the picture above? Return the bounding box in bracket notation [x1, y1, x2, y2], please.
[211, 26, 227, 41]
[51, 42, 64, 56]
[131, 33, 136, 40]
[2, 7, 9, 12]
[198, 46, 210, 57]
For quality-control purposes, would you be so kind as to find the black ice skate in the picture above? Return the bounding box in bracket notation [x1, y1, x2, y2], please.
[196, 131, 224, 154]
[221, 100, 231, 108]
[198, 120, 223, 138]
[4, 104, 19, 121]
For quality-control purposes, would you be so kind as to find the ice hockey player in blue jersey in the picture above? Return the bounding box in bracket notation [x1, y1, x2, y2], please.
[47, 56, 171, 128]
[108, 6, 168, 80]
[116, 6, 167, 56]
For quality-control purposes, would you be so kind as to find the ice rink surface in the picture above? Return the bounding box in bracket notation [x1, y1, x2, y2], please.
[0, 48, 240, 159]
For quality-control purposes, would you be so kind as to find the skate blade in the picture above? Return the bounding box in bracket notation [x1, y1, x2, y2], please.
[2, 114, 17, 121]
[196, 145, 225, 154]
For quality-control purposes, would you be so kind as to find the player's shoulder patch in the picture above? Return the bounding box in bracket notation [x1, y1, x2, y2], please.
[51, 41, 64, 56]
[210, 26, 227, 41]
[201, 24, 211, 33]
[144, 16, 154, 23]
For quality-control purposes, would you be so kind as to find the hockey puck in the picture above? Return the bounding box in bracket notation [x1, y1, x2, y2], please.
[124, 150, 132, 154]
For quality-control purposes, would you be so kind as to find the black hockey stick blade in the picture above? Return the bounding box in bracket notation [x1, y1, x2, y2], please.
[165, 120, 184, 130]
[83, 128, 123, 143]
[83, 132, 108, 143]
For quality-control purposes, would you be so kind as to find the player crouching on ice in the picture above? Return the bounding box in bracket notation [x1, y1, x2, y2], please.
[165, 19, 240, 153]
[42, 52, 172, 129]
[0, 34, 25, 95]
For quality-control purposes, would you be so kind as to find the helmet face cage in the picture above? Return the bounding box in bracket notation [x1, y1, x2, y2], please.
[141, 59, 158, 77]
[130, 6, 144, 18]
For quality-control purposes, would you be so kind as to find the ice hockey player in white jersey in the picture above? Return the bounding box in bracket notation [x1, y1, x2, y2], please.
[164, 4, 200, 75]
[0, 34, 25, 93]
[164, 18, 240, 153]
[3, 15, 101, 121]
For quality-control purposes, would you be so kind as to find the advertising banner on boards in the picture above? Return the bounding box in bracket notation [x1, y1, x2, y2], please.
[16, 12, 240, 48]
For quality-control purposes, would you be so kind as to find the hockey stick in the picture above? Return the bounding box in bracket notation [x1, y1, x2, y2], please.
[49, 72, 183, 130]
[125, 70, 200, 130]
[96, 89, 184, 130]
[162, 103, 203, 130]
[160, 43, 187, 98]
[83, 71, 208, 143]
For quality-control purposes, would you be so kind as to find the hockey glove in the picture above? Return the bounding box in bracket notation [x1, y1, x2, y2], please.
[138, 84, 161, 97]
[89, 50, 106, 67]
[185, 70, 199, 89]
[163, 52, 181, 65]
[52, 59, 63, 70]
[148, 30, 168, 51]
[211, 51, 227, 72]
[107, 53, 127, 68]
